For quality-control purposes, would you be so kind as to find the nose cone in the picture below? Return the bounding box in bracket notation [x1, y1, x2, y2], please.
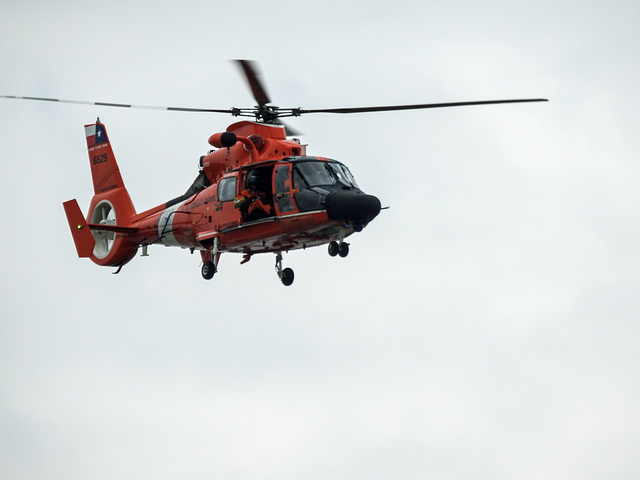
[325, 190, 382, 226]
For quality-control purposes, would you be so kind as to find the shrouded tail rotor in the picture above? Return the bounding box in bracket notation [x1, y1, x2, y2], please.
[90, 200, 116, 259]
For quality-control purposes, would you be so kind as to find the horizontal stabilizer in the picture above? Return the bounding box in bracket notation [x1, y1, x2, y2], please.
[88, 224, 138, 234]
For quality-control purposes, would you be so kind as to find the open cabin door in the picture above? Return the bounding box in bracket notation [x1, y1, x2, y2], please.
[274, 164, 299, 215]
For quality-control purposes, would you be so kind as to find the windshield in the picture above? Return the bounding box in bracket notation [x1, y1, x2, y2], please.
[328, 162, 359, 189]
[293, 160, 359, 189]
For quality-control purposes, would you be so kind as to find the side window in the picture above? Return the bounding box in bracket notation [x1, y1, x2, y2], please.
[275, 165, 296, 213]
[217, 177, 237, 202]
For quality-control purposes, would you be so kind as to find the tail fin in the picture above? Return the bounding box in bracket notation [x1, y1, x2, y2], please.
[63, 199, 95, 257]
[80, 121, 138, 267]
[85, 121, 126, 194]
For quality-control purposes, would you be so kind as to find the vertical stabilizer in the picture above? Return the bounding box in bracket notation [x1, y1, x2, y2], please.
[63, 199, 95, 257]
[77, 121, 138, 267]
[85, 121, 126, 194]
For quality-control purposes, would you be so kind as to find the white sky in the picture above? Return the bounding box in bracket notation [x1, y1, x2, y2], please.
[1, 1, 639, 479]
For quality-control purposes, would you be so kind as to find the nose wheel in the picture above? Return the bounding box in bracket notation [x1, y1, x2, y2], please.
[275, 253, 294, 286]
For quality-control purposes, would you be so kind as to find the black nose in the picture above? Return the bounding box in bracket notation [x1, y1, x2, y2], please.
[325, 190, 382, 225]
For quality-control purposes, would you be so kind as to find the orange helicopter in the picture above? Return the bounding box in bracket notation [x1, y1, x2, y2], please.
[2, 61, 547, 285]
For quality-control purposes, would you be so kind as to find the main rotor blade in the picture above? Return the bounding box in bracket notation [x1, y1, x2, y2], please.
[0, 95, 234, 114]
[235, 59, 271, 107]
[278, 119, 302, 137]
[298, 98, 548, 115]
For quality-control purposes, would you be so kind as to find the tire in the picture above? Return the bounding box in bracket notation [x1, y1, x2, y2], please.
[281, 267, 294, 286]
[201, 261, 216, 280]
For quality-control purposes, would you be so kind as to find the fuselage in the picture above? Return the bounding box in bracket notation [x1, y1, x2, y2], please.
[127, 155, 380, 255]
[118, 121, 381, 257]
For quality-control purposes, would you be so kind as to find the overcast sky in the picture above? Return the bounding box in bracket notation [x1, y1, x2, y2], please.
[1, 0, 639, 479]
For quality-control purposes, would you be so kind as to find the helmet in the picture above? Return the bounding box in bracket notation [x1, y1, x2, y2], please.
[247, 175, 260, 189]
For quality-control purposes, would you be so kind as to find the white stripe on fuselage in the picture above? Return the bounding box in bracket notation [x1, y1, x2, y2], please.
[157, 202, 183, 246]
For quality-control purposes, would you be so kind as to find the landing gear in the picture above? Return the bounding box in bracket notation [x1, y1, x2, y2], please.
[201, 261, 216, 280]
[275, 252, 294, 286]
[200, 238, 220, 280]
[328, 240, 349, 258]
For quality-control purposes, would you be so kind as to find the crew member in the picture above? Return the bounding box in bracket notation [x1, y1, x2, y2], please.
[234, 175, 272, 220]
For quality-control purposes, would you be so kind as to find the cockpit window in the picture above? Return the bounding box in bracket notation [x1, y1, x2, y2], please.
[293, 161, 358, 189]
[328, 162, 359, 189]
[293, 162, 334, 189]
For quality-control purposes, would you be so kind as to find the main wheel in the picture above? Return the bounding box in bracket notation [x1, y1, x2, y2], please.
[281, 267, 294, 286]
[201, 261, 216, 280]
[338, 242, 349, 258]
[328, 241, 339, 257]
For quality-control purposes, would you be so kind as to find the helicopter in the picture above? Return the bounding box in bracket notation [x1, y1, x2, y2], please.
[2, 61, 547, 286]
